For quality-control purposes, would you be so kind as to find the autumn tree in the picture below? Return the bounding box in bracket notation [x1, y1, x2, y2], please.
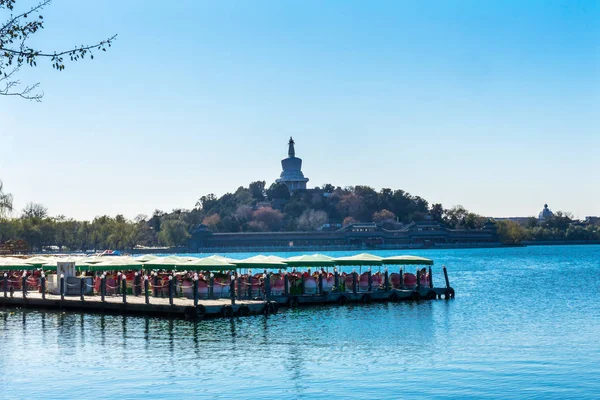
[202, 213, 221, 232]
[252, 207, 283, 231]
[372, 209, 395, 223]
[1, 0, 116, 101]
[297, 209, 328, 231]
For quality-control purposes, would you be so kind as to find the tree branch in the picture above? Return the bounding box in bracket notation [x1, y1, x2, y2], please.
[0, 0, 50, 35]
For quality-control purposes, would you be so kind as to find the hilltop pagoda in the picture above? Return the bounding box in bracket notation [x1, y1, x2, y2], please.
[276, 137, 309, 192]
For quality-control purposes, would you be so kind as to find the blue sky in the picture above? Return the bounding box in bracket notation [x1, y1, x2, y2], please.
[1, 0, 598, 220]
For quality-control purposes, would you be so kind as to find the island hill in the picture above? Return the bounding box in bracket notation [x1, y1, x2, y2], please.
[189, 137, 500, 252]
[2, 138, 599, 254]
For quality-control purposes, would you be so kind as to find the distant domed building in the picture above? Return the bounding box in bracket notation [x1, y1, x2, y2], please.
[276, 137, 309, 192]
[538, 204, 554, 221]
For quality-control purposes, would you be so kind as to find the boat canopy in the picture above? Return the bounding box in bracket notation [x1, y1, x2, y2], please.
[285, 254, 335, 267]
[382, 255, 434, 265]
[0, 253, 436, 272]
[233, 255, 287, 269]
[178, 257, 235, 272]
[333, 253, 383, 266]
[143, 256, 188, 268]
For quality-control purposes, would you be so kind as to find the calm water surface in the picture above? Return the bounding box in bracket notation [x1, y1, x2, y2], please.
[1, 245, 600, 399]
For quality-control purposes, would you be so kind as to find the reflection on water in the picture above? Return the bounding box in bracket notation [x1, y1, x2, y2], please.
[1, 245, 600, 399]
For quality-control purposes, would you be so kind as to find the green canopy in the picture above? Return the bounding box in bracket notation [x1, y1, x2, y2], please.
[22, 256, 52, 266]
[334, 253, 383, 266]
[178, 257, 235, 272]
[285, 254, 335, 267]
[133, 254, 159, 263]
[206, 254, 239, 264]
[382, 255, 434, 265]
[233, 255, 288, 269]
[81, 258, 144, 272]
[143, 255, 188, 268]
[0, 257, 38, 270]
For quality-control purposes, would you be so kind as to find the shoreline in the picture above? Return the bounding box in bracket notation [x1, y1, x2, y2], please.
[3, 240, 599, 258]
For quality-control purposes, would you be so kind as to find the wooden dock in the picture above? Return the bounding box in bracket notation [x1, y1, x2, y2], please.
[0, 285, 454, 319]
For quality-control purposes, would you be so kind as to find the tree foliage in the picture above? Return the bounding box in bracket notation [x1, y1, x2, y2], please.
[0, 179, 12, 217]
[1, 0, 116, 101]
[1, 176, 598, 251]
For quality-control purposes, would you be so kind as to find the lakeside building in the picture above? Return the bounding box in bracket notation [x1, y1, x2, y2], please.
[189, 219, 499, 252]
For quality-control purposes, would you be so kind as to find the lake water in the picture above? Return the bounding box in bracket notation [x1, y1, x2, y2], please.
[1, 245, 600, 399]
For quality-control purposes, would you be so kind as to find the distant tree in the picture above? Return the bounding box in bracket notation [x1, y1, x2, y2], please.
[0, 0, 116, 101]
[496, 220, 527, 244]
[246, 220, 267, 232]
[158, 220, 190, 247]
[526, 217, 539, 229]
[266, 182, 290, 200]
[372, 209, 395, 223]
[464, 213, 486, 229]
[430, 203, 444, 223]
[148, 210, 164, 232]
[21, 202, 47, 219]
[342, 216, 356, 226]
[248, 181, 266, 201]
[322, 183, 335, 193]
[234, 205, 253, 222]
[0, 180, 12, 217]
[195, 193, 217, 210]
[252, 207, 283, 231]
[202, 214, 221, 232]
[233, 186, 253, 205]
[543, 211, 573, 231]
[297, 209, 328, 231]
[444, 205, 468, 228]
[337, 193, 366, 221]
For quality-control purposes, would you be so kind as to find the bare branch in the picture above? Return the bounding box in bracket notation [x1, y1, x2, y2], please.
[2, 34, 117, 58]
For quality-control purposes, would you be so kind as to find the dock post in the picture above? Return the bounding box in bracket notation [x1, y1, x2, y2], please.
[230, 272, 236, 306]
[80, 277, 85, 301]
[334, 268, 339, 291]
[284, 272, 289, 296]
[352, 270, 357, 294]
[122, 276, 127, 304]
[168, 275, 174, 305]
[3, 273, 7, 298]
[429, 266, 433, 288]
[399, 268, 404, 289]
[265, 272, 271, 299]
[209, 272, 214, 299]
[443, 265, 450, 289]
[237, 274, 242, 300]
[22, 273, 27, 299]
[116, 272, 121, 296]
[153, 272, 158, 297]
[60, 274, 65, 300]
[318, 271, 323, 294]
[41, 274, 46, 300]
[368, 268, 372, 292]
[134, 272, 140, 296]
[384, 268, 389, 291]
[416, 269, 421, 291]
[144, 276, 150, 304]
[101, 274, 106, 302]
[193, 273, 199, 307]
[248, 271, 253, 299]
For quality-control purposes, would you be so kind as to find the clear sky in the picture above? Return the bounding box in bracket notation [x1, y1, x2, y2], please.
[1, 0, 599, 221]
